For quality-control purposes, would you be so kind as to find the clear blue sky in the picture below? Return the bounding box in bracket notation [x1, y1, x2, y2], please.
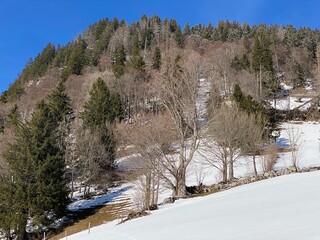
[1, 0, 320, 93]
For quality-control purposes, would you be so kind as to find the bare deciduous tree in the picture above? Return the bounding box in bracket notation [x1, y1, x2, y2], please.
[75, 128, 110, 198]
[260, 143, 278, 173]
[206, 103, 250, 181]
[117, 113, 175, 207]
[207, 43, 241, 98]
[241, 114, 267, 176]
[286, 126, 303, 171]
[158, 50, 206, 196]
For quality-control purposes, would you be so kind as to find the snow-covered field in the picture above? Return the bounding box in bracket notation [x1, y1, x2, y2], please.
[65, 171, 320, 240]
[61, 121, 320, 240]
[275, 122, 320, 169]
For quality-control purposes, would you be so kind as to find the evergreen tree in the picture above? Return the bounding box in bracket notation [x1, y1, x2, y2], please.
[112, 45, 126, 78]
[112, 17, 119, 31]
[94, 18, 109, 41]
[4, 101, 68, 238]
[5, 104, 20, 131]
[252, 33, 273, 73]
[47, 81, 73, 122]
[152, 46, 162, 70]
[252, 31, 276, 96]
[68, 39, 87, 75]
[130, 35, 145, 70]
[47, 81, 73, 153]
[233, 84, 244, 103]
[183, 23, 191, 35]
[81, 78, 122, 128]
[233, 84, 267, 118]
[231, 54, 250, 70]
[292, 63, 306, 88]
[0, 176, 15, 238]
[175, 26, 185, 48]
[81, 78, 123, 171]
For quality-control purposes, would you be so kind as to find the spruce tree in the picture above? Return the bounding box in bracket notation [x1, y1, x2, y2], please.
[152, 46, 162, 70]
[81, 78, 122, 128]
[112, 45, 126, 78]
[130, 36, 145, 70]
[175, 26, 185, 48]
[47, 81, 73, 122]
[81, 78, 111, 127]
[68, 39, 87, 75]
[4, 101, 68, 238]
[252, 32, 273, 73]
[81, 78, 123, 170]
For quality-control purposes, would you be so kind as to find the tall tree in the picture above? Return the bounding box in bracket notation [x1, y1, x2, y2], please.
[252, 31, 275, 96]
[81, 78, 122, 128]
[81, 78, 122, 172]
[159, 51, 204, 197]
[4, 101, 68, 239]
[47, 81, 73, 122]
[152, 46, 162, 70]
[112, 45, 126, 78]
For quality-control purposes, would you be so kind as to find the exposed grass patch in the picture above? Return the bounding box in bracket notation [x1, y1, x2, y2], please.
[278, 147, 294, 153]
[49, 201, 131, 240]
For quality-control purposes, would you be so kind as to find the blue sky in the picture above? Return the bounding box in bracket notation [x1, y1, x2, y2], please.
[1, 0, 320, 93]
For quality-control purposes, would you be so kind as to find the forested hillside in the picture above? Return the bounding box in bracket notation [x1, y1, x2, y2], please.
[1, 15, 320, 239]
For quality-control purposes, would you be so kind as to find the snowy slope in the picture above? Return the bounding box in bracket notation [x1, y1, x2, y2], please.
[64, 171, 320, 240]
[276, 122, 320, 169]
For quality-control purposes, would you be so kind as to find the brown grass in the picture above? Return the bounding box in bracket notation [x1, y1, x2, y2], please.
[49, 201, 131, 240]
[278, 147, 294, 153]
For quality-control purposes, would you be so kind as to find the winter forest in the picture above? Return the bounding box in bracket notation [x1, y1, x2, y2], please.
[1, 15, 320, 239]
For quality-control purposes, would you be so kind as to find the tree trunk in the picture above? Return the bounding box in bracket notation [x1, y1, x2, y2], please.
[253, 155, 258, 176]
[228, 149, 234, 180]
[222, 159, 228, 182]
[145, 173, 151, 210]
[154, 174, 160, 205]
[228, 159, 234, 180]
[173, 170, 186, 197]
[259, 64, 262, 96]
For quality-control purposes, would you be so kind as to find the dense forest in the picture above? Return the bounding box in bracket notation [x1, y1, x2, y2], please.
[1, 15, 320, 239]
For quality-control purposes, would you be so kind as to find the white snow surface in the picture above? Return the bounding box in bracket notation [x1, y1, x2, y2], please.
[275, 121, 320, 169]
[64, 171, 320, 240]
[269, 97, 312, 111]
